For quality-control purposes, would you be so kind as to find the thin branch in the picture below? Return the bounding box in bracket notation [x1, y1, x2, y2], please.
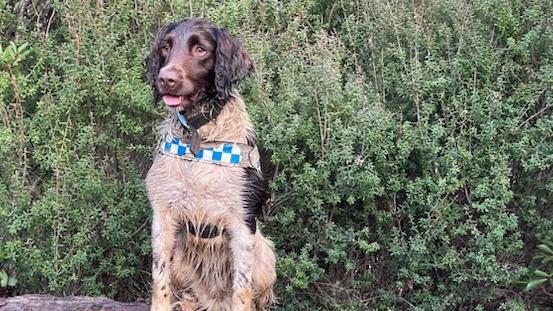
[45, 8, 56, 37]
[15, 0, 32, 42]
[518, 104, 550, 129]
[7, 64, 28, 178]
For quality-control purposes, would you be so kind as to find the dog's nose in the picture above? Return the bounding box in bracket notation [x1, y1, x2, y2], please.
[158, 69, 179, 89]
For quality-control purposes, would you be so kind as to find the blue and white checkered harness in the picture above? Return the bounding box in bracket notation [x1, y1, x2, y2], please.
[164, 137, 241, 164]
[159, 112, 261, 170]
[161, 136, 261, 170]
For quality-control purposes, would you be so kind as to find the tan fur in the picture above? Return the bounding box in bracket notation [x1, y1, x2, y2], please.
[146, 94, 276, 311]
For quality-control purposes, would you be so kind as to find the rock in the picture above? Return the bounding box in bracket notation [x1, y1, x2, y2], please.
[0, 294, 148, 311]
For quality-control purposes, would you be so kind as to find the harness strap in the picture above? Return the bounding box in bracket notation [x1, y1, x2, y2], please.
[160, 136, 261, 170]
[178, 105, 224, 155]
[186, 104, 224, 130]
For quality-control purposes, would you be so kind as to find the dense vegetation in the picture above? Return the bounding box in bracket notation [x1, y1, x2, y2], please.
[1, 0, 552, 309]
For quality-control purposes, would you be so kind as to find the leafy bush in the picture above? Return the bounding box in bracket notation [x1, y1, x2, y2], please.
[1, 0, 552, 309]
[526, 239, 553, 291]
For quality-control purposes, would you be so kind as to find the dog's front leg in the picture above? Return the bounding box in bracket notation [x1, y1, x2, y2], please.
[228, 220, 255, 311]
[151, 208, 176, 311]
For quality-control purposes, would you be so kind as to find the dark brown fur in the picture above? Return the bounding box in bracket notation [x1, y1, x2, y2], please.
[146, 18, 253, 108]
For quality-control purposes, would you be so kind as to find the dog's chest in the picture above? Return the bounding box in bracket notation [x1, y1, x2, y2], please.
[146, 154, 246, 217]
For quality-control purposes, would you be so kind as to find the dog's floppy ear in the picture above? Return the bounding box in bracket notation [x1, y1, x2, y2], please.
[213, 28, 253, 102]
[145, 23, 175, 103]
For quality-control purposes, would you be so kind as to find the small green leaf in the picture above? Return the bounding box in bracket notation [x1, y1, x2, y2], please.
[17, 42, 28, 52]
[0, 270, 7, 287]
[538, 244, 553, 255]
[535, 270, 551, 277]
[543, 240, 553, 249]
[526, 278, 548, 291]
[7, 276, 17, 287]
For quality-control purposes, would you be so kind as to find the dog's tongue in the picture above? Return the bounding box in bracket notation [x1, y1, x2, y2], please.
[163, 95, 182, 107]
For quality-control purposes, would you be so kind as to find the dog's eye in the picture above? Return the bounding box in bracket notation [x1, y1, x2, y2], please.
[160, 45, 170, 55]
[193, 46, 206, 55]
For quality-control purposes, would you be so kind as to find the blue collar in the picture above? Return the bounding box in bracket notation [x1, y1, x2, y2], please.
[177, 111, 189, 128]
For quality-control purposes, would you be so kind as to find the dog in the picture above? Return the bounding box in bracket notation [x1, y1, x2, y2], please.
[144, 18, 276, 311]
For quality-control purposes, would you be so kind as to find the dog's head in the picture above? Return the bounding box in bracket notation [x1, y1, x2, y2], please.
[146, 18, 253, 111]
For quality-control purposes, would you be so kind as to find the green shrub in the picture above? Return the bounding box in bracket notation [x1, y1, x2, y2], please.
[526, 244, 553, 290]
[1, 0, 552, 309]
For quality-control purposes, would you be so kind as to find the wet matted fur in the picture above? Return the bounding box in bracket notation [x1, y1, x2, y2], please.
[145, 18, 276, 311]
